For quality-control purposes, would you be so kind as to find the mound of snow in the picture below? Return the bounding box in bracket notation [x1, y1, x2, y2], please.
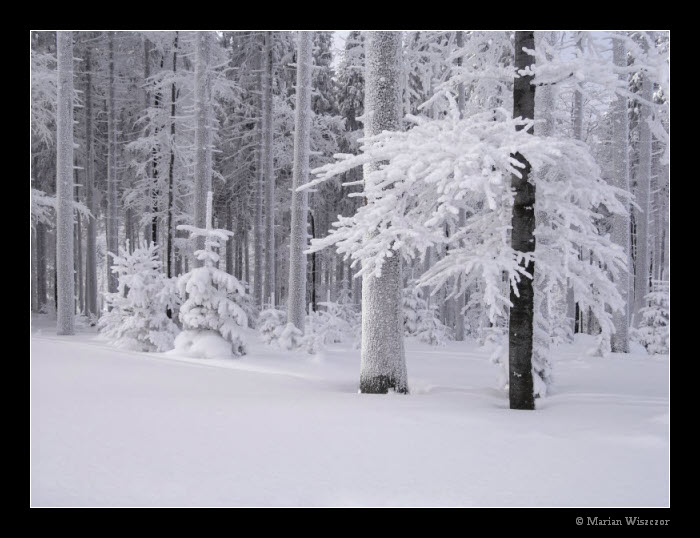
[172, 329, 242, 360]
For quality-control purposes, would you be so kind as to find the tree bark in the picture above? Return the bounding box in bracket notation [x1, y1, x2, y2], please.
[359, 31, 408, 395]
[56, 31, 75, 334]
[262, 31, 276, 308]
[610, 36, 631, 352]
[36, 221, 47, 312]
[166, 32, 178, 279]
[287, 31, 313, 331]
[508, 31, 536, 410]
[84, 40, 97, 318]
[106, 32, 119, 295]
[632, 35, 653, 327]
[193, 31, 212, 265]
[253, 41, 264, 307]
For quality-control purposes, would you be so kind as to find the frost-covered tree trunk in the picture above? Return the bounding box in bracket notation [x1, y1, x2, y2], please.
[142, 36, 152, 245]
[508, 31, 536, 410]
[609, 37, 631, 352]
[56, 31, 75, 335]
[262, 31, 276, 307]
[106, 32, 119, 295]
[253, 45, 264, 307]
[633, 37, 654, 327]
[75, 178, 83, 313]
[287, 31, 312, 332]
[166, 31, 178, 279]
[359, 31, 408, 394]
[193, 31, 212, 266]
[84, 40, 97, 316]
[35, 220, 48, 312]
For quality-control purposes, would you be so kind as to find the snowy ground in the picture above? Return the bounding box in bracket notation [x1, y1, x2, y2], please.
[30, 315, 669, 507]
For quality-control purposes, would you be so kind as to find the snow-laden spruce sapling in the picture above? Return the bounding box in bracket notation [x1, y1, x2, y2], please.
[175, 192, 249, 358]
[99, 242, 180, 352]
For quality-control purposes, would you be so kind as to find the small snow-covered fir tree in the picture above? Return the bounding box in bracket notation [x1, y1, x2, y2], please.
[175, 192, 249, 358]
[402, 284, 424, 336]
[633, 280, 670, 355]
[403, 281, 452, 345]
[99, 242, 180, 352]
[258, 307, 288, 345]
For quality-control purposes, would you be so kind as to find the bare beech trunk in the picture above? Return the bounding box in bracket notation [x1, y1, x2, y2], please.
[508, 31, 536, 410]
[359, 31, 408, 395]
[287, 31, 312, 332]
[56, 31, 75, 334]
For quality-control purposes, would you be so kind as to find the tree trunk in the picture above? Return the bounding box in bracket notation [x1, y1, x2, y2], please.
[508, 31, 537, 410]
[309, 210, 317, 312]
[36, 221, 47, 312]
[359, 31, 408, 395]
[253, 42, 265, 307]
[84, 40, 97, 318]
[632, 36, 653, 327]
[193, 31, 212, 265]
[287, 31, 312, 332]
[75, 177, 83, 314]
[166, 31, 178, 279]
[56, 31, 75, 335]
[610, 37, 631, 352]
[262, 31, 276, 308]
[143, 36, 153, 245]
[106, 32, 119, 295]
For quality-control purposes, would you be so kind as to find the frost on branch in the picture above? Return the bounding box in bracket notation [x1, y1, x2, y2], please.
[175, 192, 249, 358]
[99, 243, 180, 352]
[301, 94, 631, 393]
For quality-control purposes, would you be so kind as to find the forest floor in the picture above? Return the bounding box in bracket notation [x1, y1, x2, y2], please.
[30, 314, 669, 507]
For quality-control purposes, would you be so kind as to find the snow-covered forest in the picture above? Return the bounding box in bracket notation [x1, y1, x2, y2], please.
[30, 30, 669, 508]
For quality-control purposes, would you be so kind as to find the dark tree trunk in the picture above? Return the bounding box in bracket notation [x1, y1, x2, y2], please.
[508, 31, 537, 411]
[166, 31, 178, 281]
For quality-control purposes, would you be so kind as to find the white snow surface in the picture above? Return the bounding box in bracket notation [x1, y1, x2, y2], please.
[30, 314, 669, 507]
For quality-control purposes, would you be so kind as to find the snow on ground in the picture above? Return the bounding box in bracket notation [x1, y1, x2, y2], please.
[30, 314, 669, 507]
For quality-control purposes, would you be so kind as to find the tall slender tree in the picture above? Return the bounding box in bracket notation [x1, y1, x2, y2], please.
[508, 31, 537, 410]
[262, 31, 276, 306]
[610, 36, 631, 352]
[83, 36, 98, 319]
[633, 33, 654, 327]
[193, 31, 212, 264]
[287, 31, 313, 331]
[56, 31, 75, 334]
[106, 32, 119, 294]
